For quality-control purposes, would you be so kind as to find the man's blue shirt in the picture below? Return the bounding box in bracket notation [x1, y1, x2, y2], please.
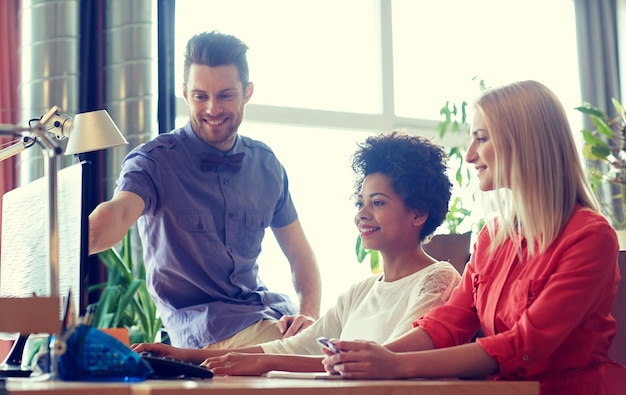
[116, 122, 298, 347]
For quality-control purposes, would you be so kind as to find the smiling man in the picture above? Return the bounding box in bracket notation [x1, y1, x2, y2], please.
[88, 31, 321, 349]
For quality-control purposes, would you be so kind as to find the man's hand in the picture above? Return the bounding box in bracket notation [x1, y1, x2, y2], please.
[277, 314, 315, 338]
[131, 342, 185, 360]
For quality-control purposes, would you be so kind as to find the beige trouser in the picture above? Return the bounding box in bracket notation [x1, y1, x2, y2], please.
[203, 319, 282, 350]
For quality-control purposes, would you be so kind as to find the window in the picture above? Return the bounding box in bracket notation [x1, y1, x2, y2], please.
[392, 0, 581, 122]
[175, 0, 381, 113]
[174, 0, 580, 312]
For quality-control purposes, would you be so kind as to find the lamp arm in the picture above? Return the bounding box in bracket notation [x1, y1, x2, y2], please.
[0, 136, 36, 161]
[0, 105, 64, 160]
[0, 124, 36, 135]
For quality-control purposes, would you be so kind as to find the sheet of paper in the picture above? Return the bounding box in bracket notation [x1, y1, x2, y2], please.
[265, 370, 344, 380]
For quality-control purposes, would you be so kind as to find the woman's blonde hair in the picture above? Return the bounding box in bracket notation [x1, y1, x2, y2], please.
[475, 80, 597, 256]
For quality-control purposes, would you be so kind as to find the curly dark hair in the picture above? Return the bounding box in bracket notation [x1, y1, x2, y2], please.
[351, 131, 452, 240]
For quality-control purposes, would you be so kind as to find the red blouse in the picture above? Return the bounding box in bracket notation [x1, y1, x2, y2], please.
[415, 205, 626, 394]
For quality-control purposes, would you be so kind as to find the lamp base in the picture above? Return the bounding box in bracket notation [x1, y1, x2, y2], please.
[0, 364, 32, 378]
[0, 334, 32, 377]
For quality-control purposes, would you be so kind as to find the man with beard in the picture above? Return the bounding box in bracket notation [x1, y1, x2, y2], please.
[88, 31, 321, 350]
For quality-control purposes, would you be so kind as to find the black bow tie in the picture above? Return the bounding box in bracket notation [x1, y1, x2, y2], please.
[201, 152, 245, 173]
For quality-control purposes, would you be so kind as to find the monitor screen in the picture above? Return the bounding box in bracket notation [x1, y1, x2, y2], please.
[0, 161, 91, 316]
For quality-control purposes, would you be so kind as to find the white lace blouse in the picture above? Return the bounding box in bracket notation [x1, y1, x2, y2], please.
[260, 261, 461, 355]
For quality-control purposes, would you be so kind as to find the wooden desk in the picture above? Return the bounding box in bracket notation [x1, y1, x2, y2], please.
[4, 375, 539, 395]
[4, 378, 133, 395]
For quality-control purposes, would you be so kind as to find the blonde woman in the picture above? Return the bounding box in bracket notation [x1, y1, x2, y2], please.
[322, 81, 626, 394]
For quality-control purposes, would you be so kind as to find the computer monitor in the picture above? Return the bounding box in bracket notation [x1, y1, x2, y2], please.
[0, 160, 91, 317]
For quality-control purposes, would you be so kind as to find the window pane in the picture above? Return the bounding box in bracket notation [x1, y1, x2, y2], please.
[392, 0, 581, 122]
[175, 0, 382, 113]
[242, 124, 377, 310]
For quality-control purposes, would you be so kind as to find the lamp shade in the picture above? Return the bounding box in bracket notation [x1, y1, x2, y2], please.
[64, 110, 128, 155]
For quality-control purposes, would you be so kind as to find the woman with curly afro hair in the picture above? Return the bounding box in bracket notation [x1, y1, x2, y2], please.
[133, 130, 461, 376]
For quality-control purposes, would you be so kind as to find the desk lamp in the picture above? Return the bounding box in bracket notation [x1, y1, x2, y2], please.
[0, 106, 128, 376]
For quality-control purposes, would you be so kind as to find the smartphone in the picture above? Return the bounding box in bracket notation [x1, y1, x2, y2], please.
[317, 337, 341, 354]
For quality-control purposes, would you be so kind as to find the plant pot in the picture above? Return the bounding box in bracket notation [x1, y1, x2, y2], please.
[99, 328, 130, 346]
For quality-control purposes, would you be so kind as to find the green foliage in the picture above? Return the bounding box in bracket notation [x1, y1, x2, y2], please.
[355, 235, 380, 273]
[575, 98, 626, 229]
[88, 231, 163, 344]
[444, 196, 472, 235]
[436, 80, 487, 235]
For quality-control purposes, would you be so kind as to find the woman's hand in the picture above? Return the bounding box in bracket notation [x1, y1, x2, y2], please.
[202, 352, 271, 376]
[321, 340, 402, 379]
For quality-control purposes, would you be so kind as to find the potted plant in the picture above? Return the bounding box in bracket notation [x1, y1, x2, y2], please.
[436, 99, 479, 235]
[88, 230, 163, 344]
[420, 98, 482, 274]
[576, 98, 626, 244]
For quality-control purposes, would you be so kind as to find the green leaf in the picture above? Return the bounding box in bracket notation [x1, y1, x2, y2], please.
[575, 103, 607, 118]
[369, 251, 380, 273]
[460, 101, 468, 124]
[112, 279, 142, 327]
[439, 101, 451, 118]
[589, 145, 612, 160]
[98, 248, 133, 284]
[612, 98, 626, 125]
[123, 232, 133, 272]
[355, 235, 381, 273]
[451, 120, 460, 133]
[90, 286, 120, 327]
[355, 235, 367, 263]
[592, 115, 615, 139]
[581, 129, 607, 146]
